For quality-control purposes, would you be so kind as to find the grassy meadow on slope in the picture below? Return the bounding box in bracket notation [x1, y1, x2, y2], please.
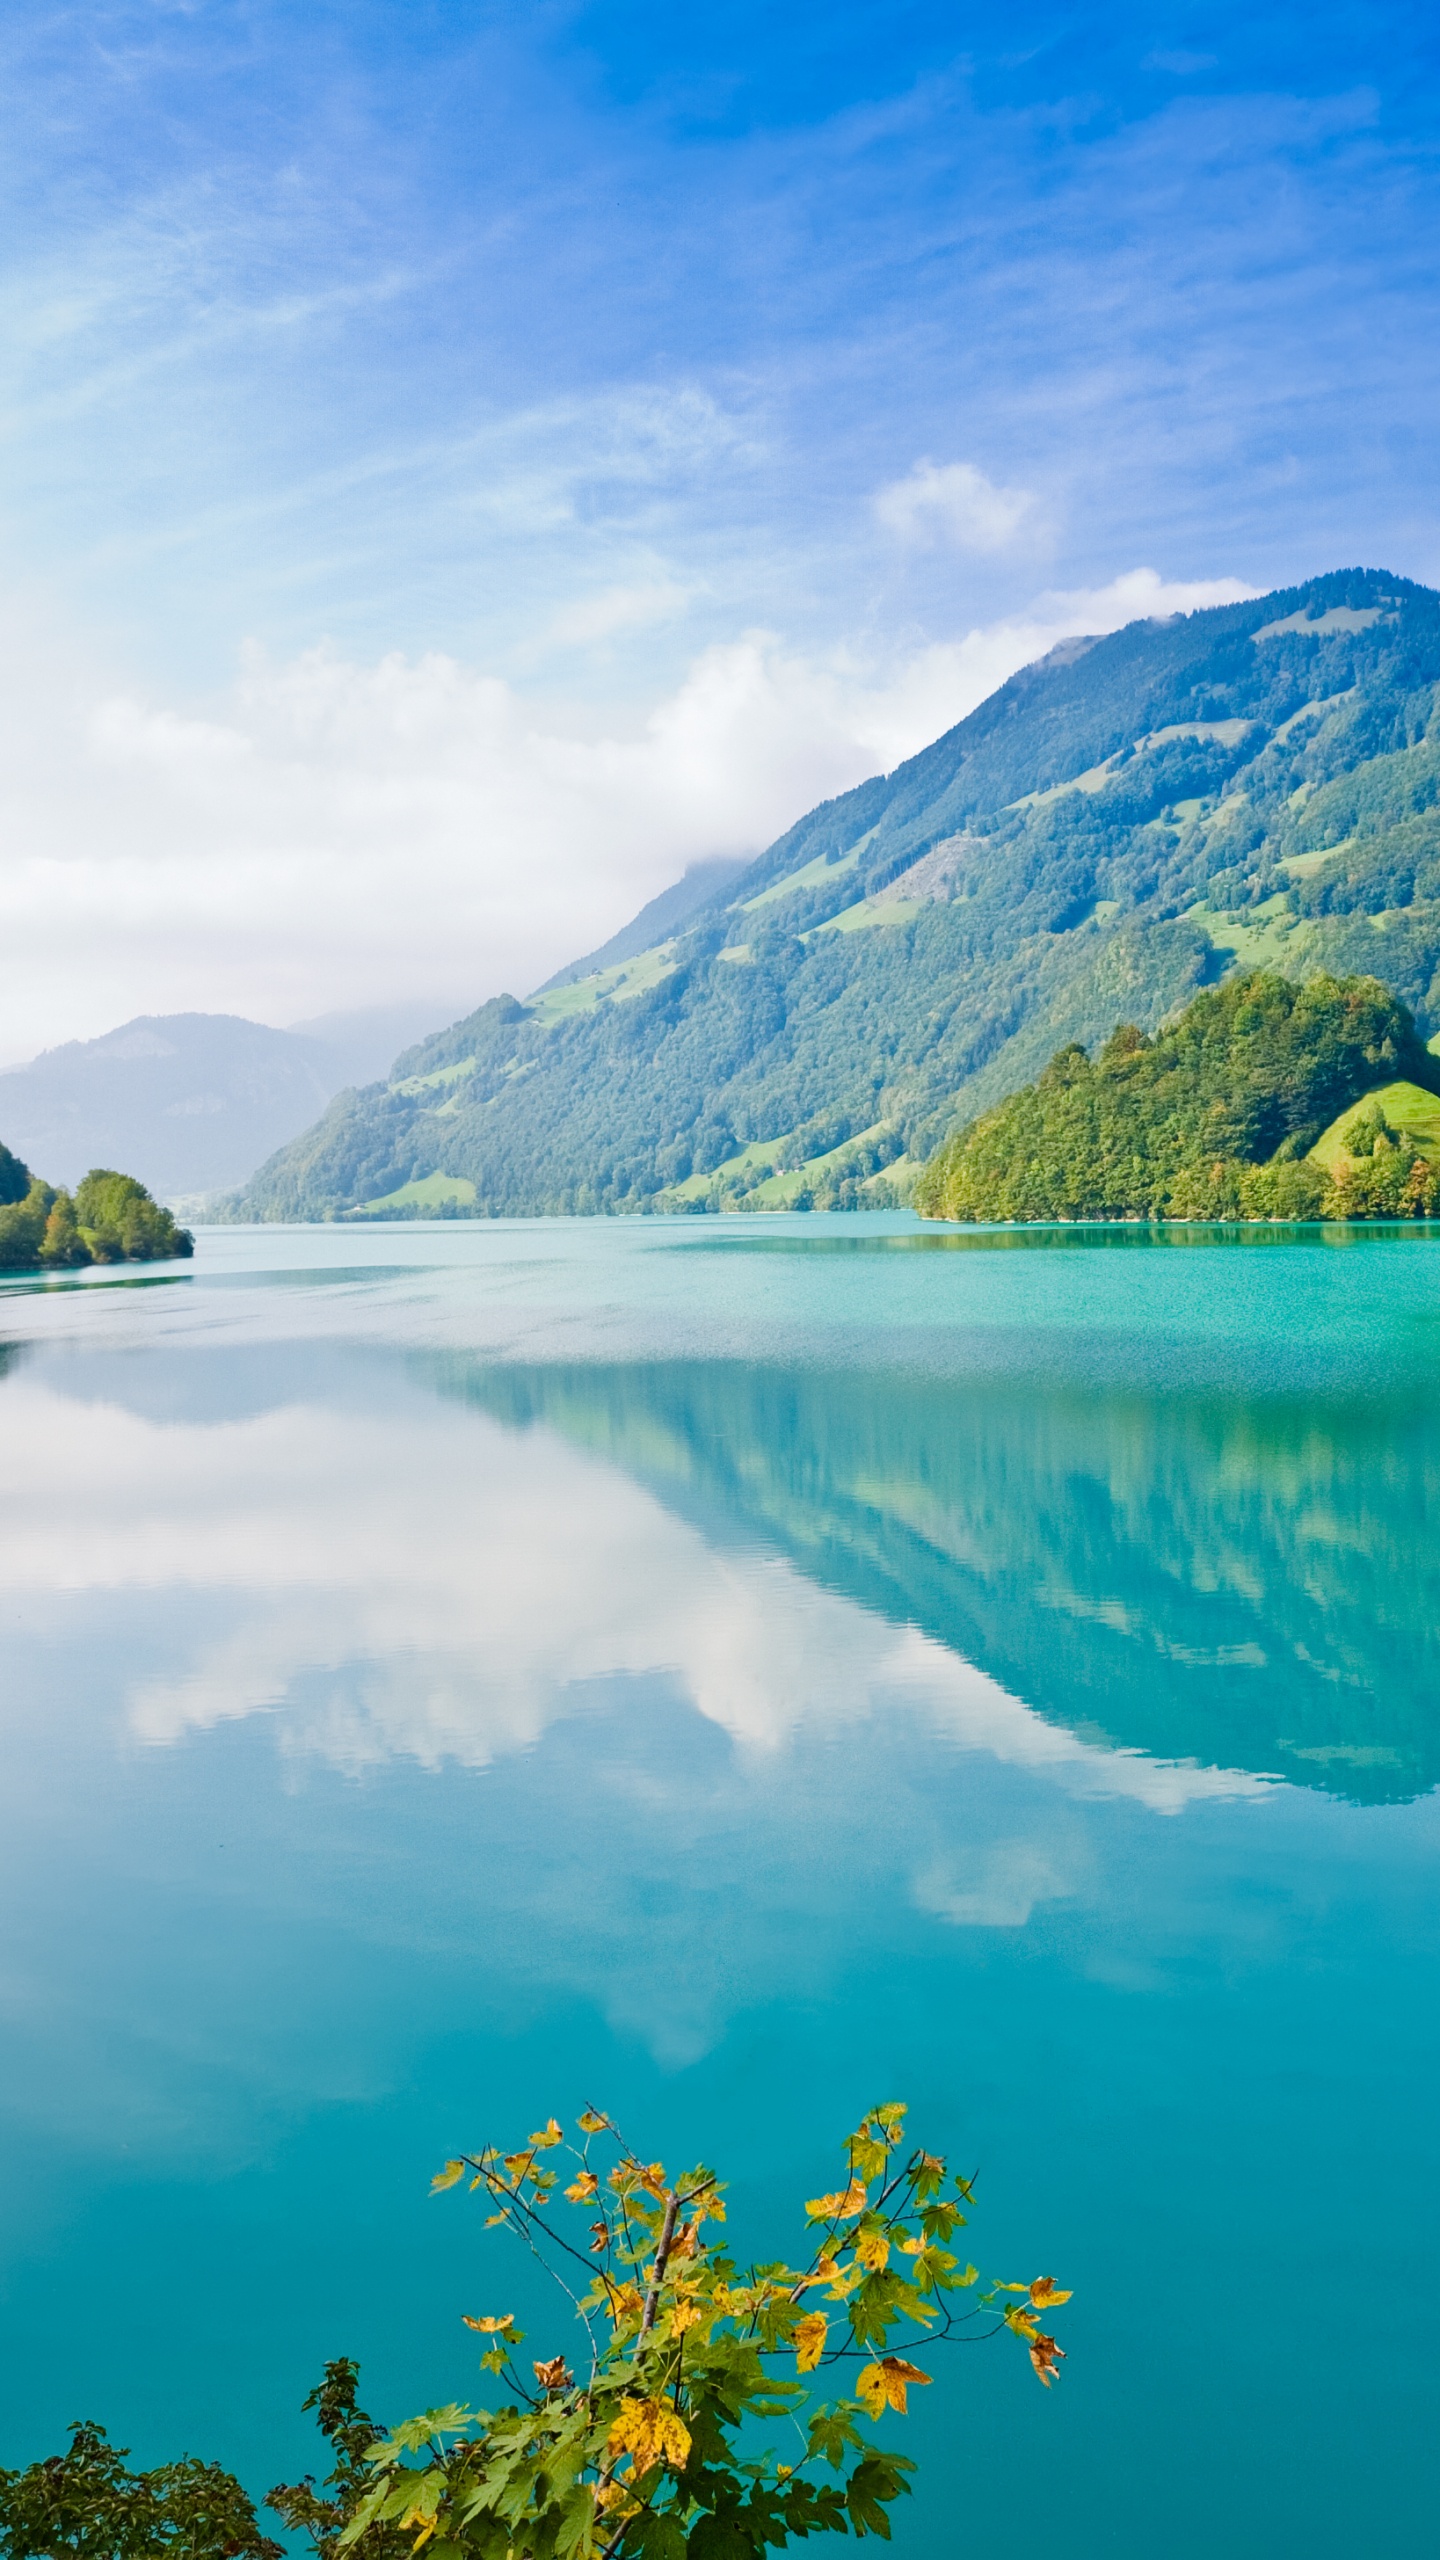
[914, 972, 1440, 1223]
[227, 569, 1440, 1221]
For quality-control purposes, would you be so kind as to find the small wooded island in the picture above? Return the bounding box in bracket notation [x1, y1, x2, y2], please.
[915, 971, 1440, 1223]
[0, 1146, 193, 1270]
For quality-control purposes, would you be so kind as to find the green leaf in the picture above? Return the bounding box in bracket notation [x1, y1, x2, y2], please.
[687, 2514, 755, 2560]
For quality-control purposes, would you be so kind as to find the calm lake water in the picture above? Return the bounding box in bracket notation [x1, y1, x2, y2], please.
[1, 1215, 1437, 2556]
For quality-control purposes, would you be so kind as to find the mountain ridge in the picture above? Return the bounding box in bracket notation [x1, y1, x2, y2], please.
[225, 567, 1440, 1220]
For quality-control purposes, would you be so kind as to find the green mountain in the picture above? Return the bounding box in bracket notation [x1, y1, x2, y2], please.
[915, 969, 1440, 1223]
[229, 566, 1440, 1221]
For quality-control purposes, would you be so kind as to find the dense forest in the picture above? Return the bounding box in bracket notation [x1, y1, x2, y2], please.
[225, 569, 1440, 1221]
[914, 972, 1440, 1222]
[0, 1148, 193, 1270]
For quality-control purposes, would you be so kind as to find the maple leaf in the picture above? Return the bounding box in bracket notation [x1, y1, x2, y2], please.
[606, 2397, 692, 2475]
[794, 2313, 828, 2373]
[669, 2297, 703, 2335]
[430, 2160, 466, 2193]
[589, 2219, 611, 2252]
[856, 2357, 931, 2418]
[529, 2120, 564, 2149]
[1029, 2333, 1066, 2388]
[566, 2171, 600, 2203]
[1002, 2304, 1041, 2342]
[577, 2108, 611, 2134]
[1029, 2276, 1073, 2309]
[855, 2228, 890, 2273]
[805, 2180, 868, 2221]
[533, 2355, 573, 2392]
[461, 2313, 515, 2334]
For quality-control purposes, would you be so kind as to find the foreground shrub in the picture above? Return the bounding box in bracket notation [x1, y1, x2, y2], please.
[0, 2105, 1069, 2560]
[342, 2101, 1069, 2557]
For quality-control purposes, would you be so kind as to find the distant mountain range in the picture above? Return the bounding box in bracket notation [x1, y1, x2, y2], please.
[0, 1001, 450, 1202]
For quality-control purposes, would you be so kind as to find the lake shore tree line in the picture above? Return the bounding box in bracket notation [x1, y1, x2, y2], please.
[0, 1148, 193, 1271]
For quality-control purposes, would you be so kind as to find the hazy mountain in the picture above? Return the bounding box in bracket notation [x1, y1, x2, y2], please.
[0, 1003, 454, 1201]
[227, 568, 1440, 1221]
[285, 1000, 472, 1092]
[533, 858, 751, 992]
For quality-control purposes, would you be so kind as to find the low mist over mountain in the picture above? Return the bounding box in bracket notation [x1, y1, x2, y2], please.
[228, 569, 1440, 1221]
[0, 1002, 449, 1201]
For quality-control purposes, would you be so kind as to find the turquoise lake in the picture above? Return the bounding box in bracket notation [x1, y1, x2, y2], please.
[1, 1214, 1437, 2554]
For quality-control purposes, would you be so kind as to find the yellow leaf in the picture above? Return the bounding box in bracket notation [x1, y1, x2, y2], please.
[461, 2313, 515, 2333]
[898, 2235, 924, 2256]
[566, 2171, 600, 2203]
[503, 2150, 536, 2177]
[856, 2364, 887, 2421]
[431, 2160, 466, 2193]
[598, 2277, 644, 2327]
[606, 2397, 692, 2475]
[855, 2229, 889, 2273]
[638, 2161, 668, 2199]
[805, 2180, 868, 2221]
[1003, 2304, 1040, 2342]
[577, 2108, 611, 2134]
[857, 2356, 931, 2417]
[669, 2297, 703, 2335]
[529, 2119, 564, 2149]
[794, 2313, 828, 2373]
[1029, 2276, 1073, 2309]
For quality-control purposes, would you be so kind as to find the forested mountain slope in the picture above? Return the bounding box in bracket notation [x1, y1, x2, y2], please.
[229, 567, 1440, 1220]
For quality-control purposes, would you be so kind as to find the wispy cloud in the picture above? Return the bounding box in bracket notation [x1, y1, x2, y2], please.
[874, 458, 1037, 551]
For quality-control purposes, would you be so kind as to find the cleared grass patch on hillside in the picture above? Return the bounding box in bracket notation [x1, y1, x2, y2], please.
[350, 1172, 477, 1215]
[527, 943, 677, 1025]
[1309, 1082, 1440, 1172]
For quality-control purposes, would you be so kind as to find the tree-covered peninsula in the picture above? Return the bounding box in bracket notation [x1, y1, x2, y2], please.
[0, 1149, 193, 1271]
[914, 971, 1440, 1223]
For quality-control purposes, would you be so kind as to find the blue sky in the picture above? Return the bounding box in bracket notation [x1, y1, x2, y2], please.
[2, 0, 1438, 1050]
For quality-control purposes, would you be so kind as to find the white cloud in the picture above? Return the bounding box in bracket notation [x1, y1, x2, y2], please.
[0, 565, 1254, 1059]
[874, 458, 1037, 551]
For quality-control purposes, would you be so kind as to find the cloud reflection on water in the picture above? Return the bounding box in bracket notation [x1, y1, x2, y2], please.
[0, 1370, 1266, 1872]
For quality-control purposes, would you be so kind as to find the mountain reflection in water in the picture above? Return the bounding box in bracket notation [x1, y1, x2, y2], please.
[441, 1356, 1440, 1803]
